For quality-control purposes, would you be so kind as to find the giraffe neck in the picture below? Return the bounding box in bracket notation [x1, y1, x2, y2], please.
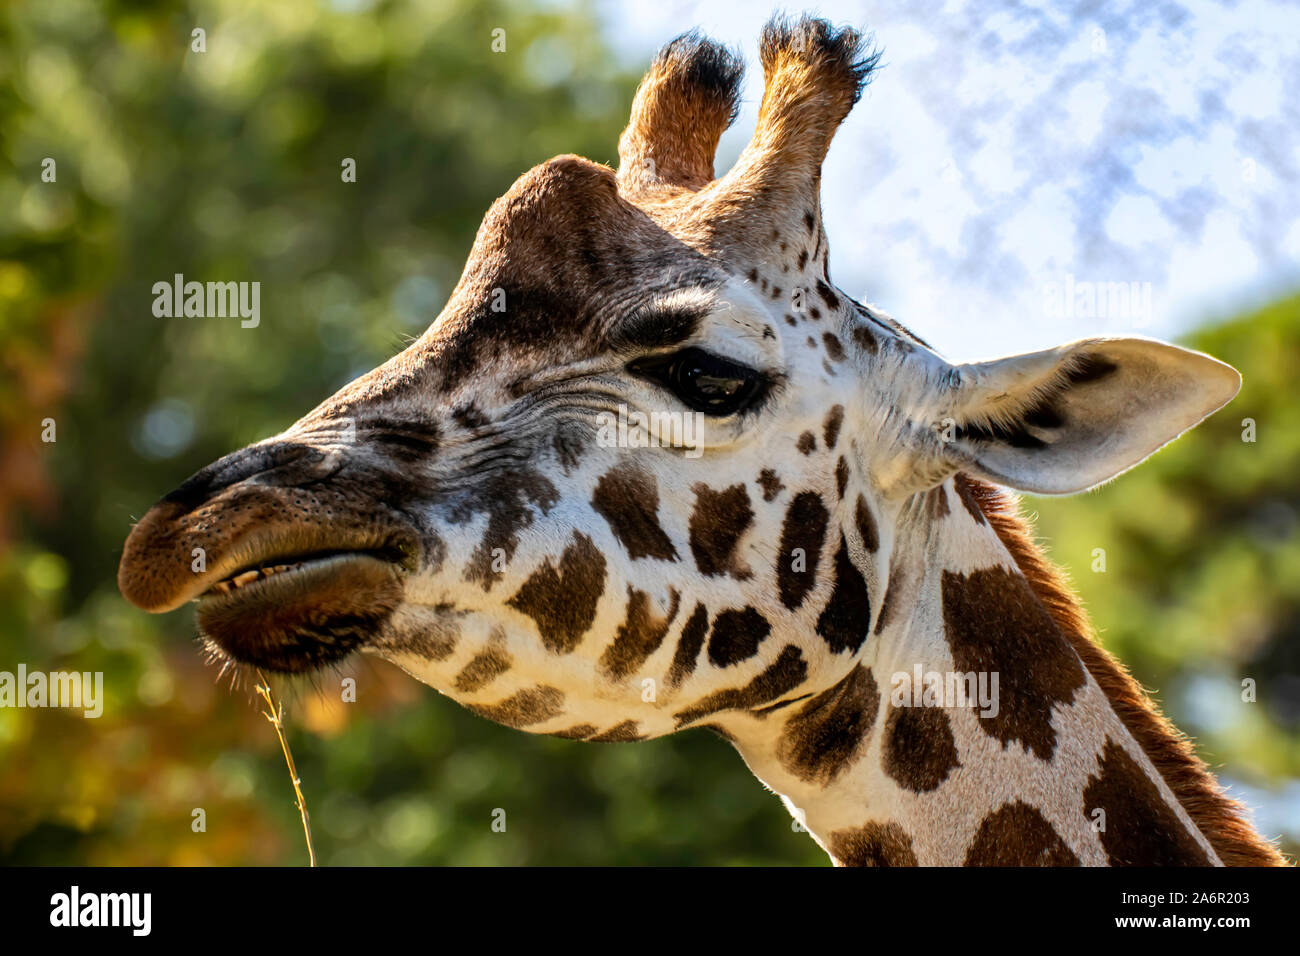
[718, 478, 1226, 866]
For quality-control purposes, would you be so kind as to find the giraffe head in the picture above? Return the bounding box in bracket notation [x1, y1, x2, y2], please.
[118, 17, 1239, 747]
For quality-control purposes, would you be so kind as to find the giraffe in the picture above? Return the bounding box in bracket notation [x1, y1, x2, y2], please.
[117, 15, 1286, 866]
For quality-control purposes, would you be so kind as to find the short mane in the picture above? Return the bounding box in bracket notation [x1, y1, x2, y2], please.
[957, 475, 1288, 867]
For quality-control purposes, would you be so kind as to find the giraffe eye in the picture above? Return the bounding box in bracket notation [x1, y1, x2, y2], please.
[627, 347, 765, 416]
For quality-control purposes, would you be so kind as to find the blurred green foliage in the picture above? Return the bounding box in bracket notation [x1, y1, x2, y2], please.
[0, 0, 1295, 865]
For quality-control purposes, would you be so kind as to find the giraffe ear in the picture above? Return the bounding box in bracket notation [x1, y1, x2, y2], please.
[940, 337, 1241, 495]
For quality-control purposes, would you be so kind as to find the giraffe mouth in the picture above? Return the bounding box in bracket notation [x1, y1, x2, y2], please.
[195, 545, 413, 674]
[116, 436, 425, 675]
[201, 546, 409, 598]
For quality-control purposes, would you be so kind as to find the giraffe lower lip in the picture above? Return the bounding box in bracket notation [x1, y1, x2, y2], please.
[197, 552, 406, 674]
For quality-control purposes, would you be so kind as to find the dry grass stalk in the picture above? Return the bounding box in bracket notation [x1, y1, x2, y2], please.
[255, 670, 318, 867]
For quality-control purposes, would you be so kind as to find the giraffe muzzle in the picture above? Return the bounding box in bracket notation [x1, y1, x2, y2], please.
[118, 439, 423, 673]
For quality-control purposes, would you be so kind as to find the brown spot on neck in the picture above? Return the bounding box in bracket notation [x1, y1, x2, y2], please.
[778, 665, 880, 785]
[964, 801, 1080, 866]
[941, 566, 1086, 760]
[815, 537, 871, 655]
[1083, 739, 1211, 865]
[881, 702, 959, 792]
[828, 820, 918, 867]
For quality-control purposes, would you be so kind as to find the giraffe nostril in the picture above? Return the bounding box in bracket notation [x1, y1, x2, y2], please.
[161, 441, 325, 512]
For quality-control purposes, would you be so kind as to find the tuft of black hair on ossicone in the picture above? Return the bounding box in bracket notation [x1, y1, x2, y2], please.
[653, 29, 746, 127]
[759, 14, 884, 107]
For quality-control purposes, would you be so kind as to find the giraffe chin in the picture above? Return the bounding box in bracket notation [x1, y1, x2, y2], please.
[196, 553, 405, 674]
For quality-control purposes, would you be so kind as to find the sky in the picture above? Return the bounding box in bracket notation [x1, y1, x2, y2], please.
[593, 0, 1300, 362]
